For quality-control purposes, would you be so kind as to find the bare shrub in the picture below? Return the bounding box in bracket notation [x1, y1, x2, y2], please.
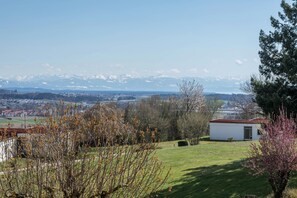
[0, 103, 169, 197]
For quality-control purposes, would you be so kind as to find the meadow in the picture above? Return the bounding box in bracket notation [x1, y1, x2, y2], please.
[155, 141, 297, 198]
[3, 136, 297, 197]
[0, 117, 40, 128]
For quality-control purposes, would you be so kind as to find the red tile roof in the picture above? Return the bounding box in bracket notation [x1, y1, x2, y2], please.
[209, 118, 268, 124]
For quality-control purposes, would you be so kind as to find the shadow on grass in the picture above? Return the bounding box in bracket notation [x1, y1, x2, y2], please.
[153, 160, 273, 198]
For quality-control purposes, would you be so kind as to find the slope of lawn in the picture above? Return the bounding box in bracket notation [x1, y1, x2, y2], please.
[155, 141, 297, 198]
[0, 117, 40, 127]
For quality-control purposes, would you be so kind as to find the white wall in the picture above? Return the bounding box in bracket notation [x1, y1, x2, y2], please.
[0, 138, 16, 162]
[210, 123, 262, 141]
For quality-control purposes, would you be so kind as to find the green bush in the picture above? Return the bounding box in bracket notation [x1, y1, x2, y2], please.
[200, 136, 210, 141]
[189, 138, 200, 145]
[177, 140, 189, 147]
[240, 195, 257, 198]
[227, 137, 234, 142]
[283, 188, 297, 198]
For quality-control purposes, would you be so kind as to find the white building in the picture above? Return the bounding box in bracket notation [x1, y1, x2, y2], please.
[0, 127, 39, 162]
[209, 118, 267, 141]
[0, 138, 16, 162]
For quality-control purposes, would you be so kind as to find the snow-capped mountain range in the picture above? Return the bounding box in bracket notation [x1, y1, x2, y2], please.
[0, 74, 246, 93]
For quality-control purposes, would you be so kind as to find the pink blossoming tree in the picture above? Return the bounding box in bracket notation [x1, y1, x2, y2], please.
[245, 110, 297, 198]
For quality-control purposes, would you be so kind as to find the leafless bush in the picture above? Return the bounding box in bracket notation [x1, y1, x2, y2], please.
[0, 103, 169, 197]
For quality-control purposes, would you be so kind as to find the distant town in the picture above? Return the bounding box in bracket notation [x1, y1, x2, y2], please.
[0, 88, 251, 128]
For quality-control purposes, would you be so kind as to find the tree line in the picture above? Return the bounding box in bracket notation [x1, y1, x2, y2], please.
[124, 80, 223, 141]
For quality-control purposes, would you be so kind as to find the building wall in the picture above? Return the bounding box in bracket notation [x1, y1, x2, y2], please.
[209, 123, 262, 141]
[0, 138, 16, 162]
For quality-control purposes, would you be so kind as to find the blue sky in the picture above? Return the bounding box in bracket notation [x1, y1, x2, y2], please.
[0, 0, 284, 79]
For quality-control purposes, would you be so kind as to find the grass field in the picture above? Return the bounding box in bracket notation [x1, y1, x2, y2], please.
[2, 139, 297, 197]
[0, 117, 40, 127]
[155, 141, 297, 198]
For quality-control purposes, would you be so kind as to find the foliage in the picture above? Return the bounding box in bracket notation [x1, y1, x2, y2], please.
[124, 80, 212, 141]
[199, 136, 210, 141]
[178, 80, 205, 114]
[188, 138, 200, 145]
[0, 103, 169, 198]
[205, 96, 224, 119]
[177, 80, 210, 139]
[244, 110, 297, 198]
[231, 81, 261, 119]
[124, 95, 178, 141]
[177, 112, 208, 139]
[231, 93, 259, 119]
[251, 0, 297, 116]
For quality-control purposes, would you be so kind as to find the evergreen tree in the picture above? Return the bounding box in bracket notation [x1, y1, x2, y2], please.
[251, 0, 297, 115]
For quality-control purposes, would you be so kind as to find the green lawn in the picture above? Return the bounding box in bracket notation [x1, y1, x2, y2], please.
[3, 140, 297, 197]
[154, 141, 297, 198]
[0, 117, 41, 127]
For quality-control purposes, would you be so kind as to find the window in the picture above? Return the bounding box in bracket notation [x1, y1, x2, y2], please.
[257, 129, 261, 135]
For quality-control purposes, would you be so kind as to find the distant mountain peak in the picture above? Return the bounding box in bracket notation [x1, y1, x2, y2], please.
[0, 74, 245, 93]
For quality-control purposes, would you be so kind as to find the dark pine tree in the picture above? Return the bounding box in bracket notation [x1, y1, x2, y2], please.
[251, 0, 297, 116]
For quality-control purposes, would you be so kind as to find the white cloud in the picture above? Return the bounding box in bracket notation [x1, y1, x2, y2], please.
[253, 58, 260, 63]
[109, 75, 117, 80]
[189, 68, 199, 73]
[110, 64, 124, 69]
[170, 68, 181, 74]
[235, 59, 243, 65]
[154, 70, 168, 77]
[128, 70, 140, 77]
[15, 75, 29, 81]
[95, 74, 107, 80]
[154, 69, 182, 77]
[42, 63, 63, 73]
[203, 68, 209, 73]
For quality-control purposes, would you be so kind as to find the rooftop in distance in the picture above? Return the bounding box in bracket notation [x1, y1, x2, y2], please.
[209, 118, 268, 124]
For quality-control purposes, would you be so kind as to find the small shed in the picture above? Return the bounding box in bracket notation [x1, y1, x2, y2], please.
[209, 118, 267, 141]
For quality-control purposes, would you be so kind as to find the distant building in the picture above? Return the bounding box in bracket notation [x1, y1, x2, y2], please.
[0, 127, 43, 162]
[0, 138, 16, 162]
[209, 118, 268, 141]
